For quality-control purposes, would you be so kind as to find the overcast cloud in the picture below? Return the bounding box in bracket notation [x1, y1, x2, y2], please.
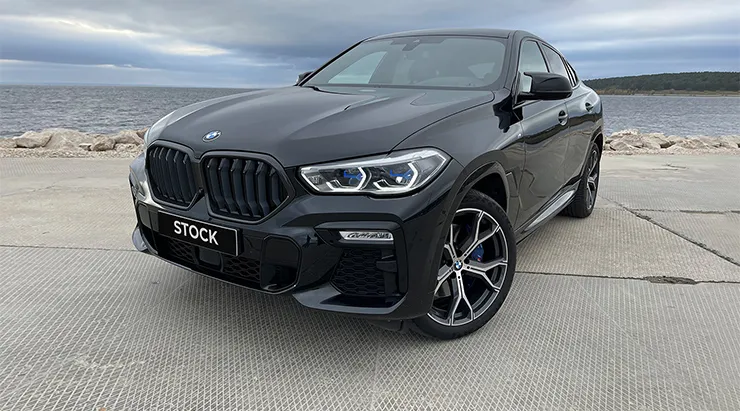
[1, 0, 738, 87]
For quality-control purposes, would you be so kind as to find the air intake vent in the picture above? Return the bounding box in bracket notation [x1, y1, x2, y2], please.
[332, 249, 393, 297]
[147, 146, 198, 207]
[203, 156, 289, 220]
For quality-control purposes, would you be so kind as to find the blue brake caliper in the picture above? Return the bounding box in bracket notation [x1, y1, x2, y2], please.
[471, 244, 484, 262]
[465, 224, 485, 262]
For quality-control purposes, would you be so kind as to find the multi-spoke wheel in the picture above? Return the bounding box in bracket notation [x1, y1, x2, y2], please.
[428, 208, 508, 326]
[585, 148, 600, 209]
[562, 141, 601, 218]
[412, 189, 516, 339]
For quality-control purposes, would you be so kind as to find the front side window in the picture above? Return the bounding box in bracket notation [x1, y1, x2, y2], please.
[306, 36, 507, 89]
[517, 40, 548, 92]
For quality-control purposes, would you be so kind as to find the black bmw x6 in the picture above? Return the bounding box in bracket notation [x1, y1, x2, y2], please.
[129, 28, 603, 339]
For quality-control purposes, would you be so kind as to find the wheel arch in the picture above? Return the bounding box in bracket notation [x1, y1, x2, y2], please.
[464, 165, 510, 213]
[592, 128, 604, 153]
[431, 160, 510, 265]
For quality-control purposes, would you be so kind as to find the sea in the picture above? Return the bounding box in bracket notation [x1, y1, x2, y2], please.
[1, 85, 738, 138]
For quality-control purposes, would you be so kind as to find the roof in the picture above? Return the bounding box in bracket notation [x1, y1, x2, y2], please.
[369, 28, 529, 41]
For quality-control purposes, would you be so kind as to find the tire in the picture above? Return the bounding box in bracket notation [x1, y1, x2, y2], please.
[561, 142, 601, 218]
[411, 189, 516, 340]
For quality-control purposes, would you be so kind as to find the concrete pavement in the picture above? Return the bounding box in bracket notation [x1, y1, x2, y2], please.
[1, 155, 738, 410]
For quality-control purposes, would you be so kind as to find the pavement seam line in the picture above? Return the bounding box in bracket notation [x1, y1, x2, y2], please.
[631, 208, 740, 215]
[604, 197, 740, 268]
[519, 270, 740, 285]
[571, 276, 704, 408]
[0, 244, 137, 253]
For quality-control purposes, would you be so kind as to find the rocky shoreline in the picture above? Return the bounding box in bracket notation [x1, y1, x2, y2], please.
[1, 128, 148, 158]
[1, 128, 739, 158]
[603, 129, 740, 155]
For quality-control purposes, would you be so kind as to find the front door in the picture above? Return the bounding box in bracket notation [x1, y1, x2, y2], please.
[514, 40, 570, 229]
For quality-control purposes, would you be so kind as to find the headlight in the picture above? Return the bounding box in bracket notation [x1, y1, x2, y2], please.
[143, 111, 175, 146]
[299, 148, 449, 195]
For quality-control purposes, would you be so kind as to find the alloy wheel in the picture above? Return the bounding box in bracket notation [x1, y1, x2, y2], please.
[586, 148, 600, 209]
[428, 208, 510, 327]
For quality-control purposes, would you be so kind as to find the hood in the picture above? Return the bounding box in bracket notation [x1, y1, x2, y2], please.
[156, 86, 493, 167]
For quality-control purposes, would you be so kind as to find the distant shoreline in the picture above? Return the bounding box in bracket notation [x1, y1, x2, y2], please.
[3, 83, 738, 97]
[595, 90, 740, 97]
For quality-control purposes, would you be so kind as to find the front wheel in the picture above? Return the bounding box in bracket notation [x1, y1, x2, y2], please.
[412, 189, 516, 340]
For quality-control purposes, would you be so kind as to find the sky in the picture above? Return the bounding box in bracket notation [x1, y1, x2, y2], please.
[0, 0, 738, 87]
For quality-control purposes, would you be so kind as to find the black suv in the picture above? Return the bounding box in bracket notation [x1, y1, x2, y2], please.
[129, 28, 603, 339]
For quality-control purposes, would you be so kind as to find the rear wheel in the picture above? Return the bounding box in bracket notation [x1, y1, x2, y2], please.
[412, 189, 516, 340]
[561, 142, 601, 218]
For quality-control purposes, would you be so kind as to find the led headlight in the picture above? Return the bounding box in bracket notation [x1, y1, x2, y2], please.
[299, 148, 448, 195]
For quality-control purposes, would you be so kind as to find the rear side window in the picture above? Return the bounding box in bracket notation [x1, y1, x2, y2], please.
[541, 45, 570, 83]
[518, 40, 548, 92]
[566, 61, 579, 86]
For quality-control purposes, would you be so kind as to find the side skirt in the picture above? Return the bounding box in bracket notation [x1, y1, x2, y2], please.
[514, 182, 579, 242]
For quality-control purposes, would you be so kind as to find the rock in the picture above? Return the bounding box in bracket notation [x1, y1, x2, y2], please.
[136, 128, 149, 139]
[79, 143, 92, 151]
[609, 140, 638, 152]
[608, 130, 676, 149]
[111, 130, 144, 145]
[12, 130, 53, 148]
[0, 138, 17, 148]
[717, 137, 739, 149]
[666, 135, 684, 145]
[617, 134, 644, 148]
[643, 133, 673, 148]
[114, 143, 142, 153]
[44, 128, 94, 150]
[723, 135, 740, 145]
[675, 138, 709, 150]
[90, 135, 115, 151]
[642, 139, 662, 150]
[698, 136, 721, 148]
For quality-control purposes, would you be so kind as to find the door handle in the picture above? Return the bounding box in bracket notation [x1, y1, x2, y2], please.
[585, 102, 594, 112]
[558, 110, 569, 125]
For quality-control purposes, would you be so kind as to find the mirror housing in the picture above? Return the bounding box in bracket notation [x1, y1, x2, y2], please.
[296, 71, 313, 85]
[519, 72, 572, 101]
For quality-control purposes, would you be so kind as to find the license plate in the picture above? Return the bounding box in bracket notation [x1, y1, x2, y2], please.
[158, 211, 239, 256]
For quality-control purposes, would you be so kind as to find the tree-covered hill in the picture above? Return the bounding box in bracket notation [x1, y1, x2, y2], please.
[584, 72, 740, 94]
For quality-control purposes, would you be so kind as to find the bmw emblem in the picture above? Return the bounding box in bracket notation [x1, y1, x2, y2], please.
[203, 130, 221, 142]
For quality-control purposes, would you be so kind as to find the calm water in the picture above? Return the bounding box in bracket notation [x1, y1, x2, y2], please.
[1, 85, 738, 138]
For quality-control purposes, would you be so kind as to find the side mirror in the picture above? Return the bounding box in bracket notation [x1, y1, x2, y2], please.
[296, 71, 313, 85]
[519, 72, 572, 101]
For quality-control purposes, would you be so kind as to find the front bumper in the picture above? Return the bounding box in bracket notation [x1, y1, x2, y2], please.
[129, 151, 462, 320]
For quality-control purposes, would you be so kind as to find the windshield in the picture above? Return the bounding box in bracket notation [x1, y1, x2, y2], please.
[305, 36, 508, 89]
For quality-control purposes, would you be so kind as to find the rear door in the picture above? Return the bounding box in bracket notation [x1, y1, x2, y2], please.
[514, 40, 570, 229]
[541, 44, 593, 185]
